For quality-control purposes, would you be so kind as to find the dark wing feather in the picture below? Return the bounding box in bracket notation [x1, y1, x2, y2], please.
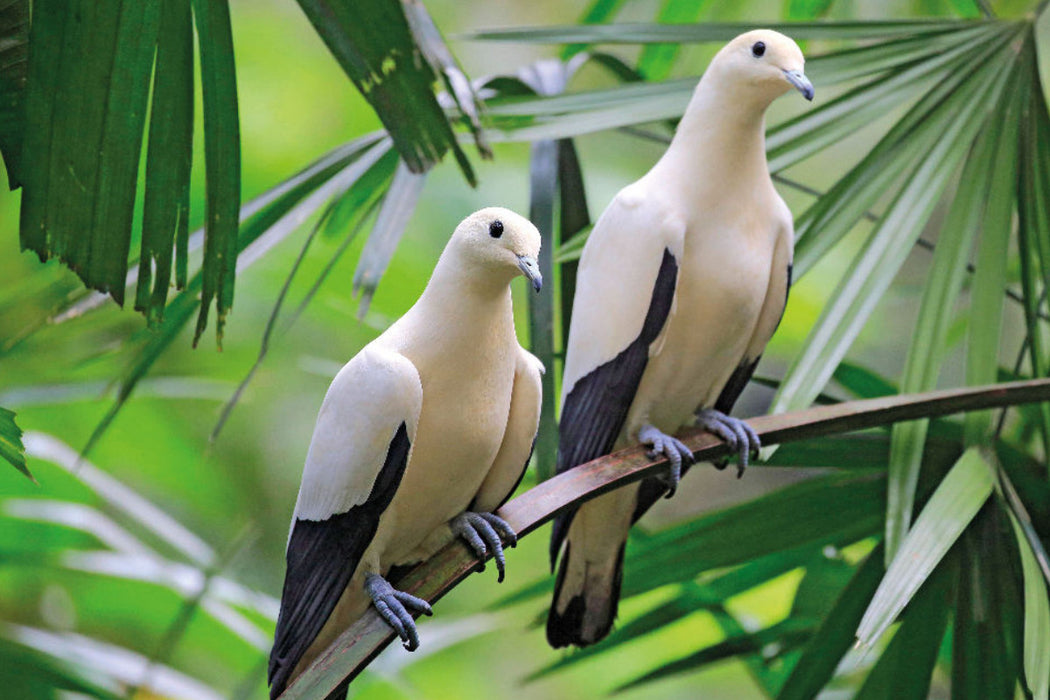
[268, 422, 411, 699]
[549, 249, 678, 568]
[633, 263, 792, 524]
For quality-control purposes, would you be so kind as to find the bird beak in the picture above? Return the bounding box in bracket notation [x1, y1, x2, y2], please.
[783, 69, 814, 101]
[517, 255, 543, 293]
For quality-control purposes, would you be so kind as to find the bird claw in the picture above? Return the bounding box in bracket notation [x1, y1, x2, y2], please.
[364, 572, 432, 651]
[639, 424, 695, 498]
[451, 511, 517, 583]
[696, 409, 760, 478]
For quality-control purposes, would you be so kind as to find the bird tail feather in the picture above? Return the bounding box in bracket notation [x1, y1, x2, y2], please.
[546, 541, 625, 648]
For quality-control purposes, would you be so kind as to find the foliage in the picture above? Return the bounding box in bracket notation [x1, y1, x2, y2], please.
[1, 0, 1049, 699]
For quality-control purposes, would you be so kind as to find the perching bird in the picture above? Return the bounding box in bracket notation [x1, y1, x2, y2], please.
[547, 30, 813, 648]
[269, 207, 544, 698]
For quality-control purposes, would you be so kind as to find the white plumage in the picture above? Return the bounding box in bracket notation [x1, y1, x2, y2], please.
[548, 30, 812, 648]
[269, 207, 543, 697]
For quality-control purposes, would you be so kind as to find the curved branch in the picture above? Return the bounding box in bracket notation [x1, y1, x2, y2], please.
[277, 377, 1050, 699]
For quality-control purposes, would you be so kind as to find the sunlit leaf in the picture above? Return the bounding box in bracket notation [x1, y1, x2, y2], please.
[468, 20, 989, 44]
[1009, 511, 1050, 700]
[637, 0, 713, 81]
[857, 448, 994, 646]
[778, 546, 884, 700]
[887, 81, 1013, 564]
[352, 160, 426, 318]
[852, 563, 950, 700]
[615, 618, 815, 692]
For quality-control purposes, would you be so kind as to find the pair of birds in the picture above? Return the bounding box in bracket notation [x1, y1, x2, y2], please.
[268, 30, 814, 698]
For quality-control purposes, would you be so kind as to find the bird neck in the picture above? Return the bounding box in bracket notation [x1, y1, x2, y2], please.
[656, 72, 772, 191]
[419, 254, 515, 322]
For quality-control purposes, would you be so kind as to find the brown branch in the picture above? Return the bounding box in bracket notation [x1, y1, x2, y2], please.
[277, 377, 1050, 699]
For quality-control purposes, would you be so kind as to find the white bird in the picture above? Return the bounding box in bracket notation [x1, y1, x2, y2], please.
[547, 30, 813, 648]
[269, 207, 544, 697]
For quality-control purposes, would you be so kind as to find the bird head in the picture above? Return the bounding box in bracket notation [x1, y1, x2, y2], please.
[451, 207, 543, 292]
[710, 30, 813, 104]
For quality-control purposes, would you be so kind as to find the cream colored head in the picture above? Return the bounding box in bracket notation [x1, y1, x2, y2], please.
[446, 207, 543, 292]
[707, 30, 813, 106]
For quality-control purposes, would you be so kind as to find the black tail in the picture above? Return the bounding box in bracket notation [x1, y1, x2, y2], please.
[546, 543, 625, 648]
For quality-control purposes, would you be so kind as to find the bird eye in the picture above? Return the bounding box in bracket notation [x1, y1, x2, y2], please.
[751, 41, 766, 58]
[489, 220, 504, 238]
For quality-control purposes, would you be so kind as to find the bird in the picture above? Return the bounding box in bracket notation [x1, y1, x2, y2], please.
[268, 207, 544, 698]
[547, 29, 814, 648]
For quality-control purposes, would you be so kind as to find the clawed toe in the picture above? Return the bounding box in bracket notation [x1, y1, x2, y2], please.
[639, 424, 695, 498]
[452, 511, 518, 582]
[696, 409, 760, 478]
[364, 573, 432, 651]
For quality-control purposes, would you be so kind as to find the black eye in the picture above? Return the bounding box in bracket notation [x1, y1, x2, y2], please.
[752, 41, 766, 58]
[489, 220, 504, 238]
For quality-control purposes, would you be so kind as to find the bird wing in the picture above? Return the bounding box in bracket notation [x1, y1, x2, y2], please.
[551, 186, 686, 565]
[633, 220, 794, 524]
[714, 222, 793, 414]
[470, 348, 544, 513]
[268, 346, 422, 695]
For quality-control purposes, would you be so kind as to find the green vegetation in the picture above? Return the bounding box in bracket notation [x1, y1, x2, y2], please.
[1, 0, 1049, 698]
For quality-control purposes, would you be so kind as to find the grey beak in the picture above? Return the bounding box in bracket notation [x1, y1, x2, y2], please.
[784, 69, 814, 101]
[517, 255, 542, 293]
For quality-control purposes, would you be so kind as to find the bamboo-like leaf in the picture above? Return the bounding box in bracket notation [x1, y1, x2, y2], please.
[962, 61, 1022, 449]
[615, 618, 815, 693]
[791, 25, 1014, 276]
[777, 546, 884, 700]
[857, 448, 994, 646]
[86, 137, 394, 455]
[886, 85, 1012, 565]
[192, 0, 241, 347]
[296, 0, 475, 183]
[621, 472, 883, 598]
[561, 0, 630, 59]
[211, 143, 396, 442]
[0, 407, 28, 480]
[528, 137, 559, 482]
[19, 1, 162, 302]
[767, 24, 1006, 173]
[952, 507, 1026, 700]
[1014, 36, 1050, 460]
[0, 0, 28, 188]
[637, 0, 712, 81]
[786, 0, 833, 19]
[852, 563, 950, 700]
[1009, 511, 1050, 700]
[467, 20, 989, 44]
[772, 36, 1018, 428]
[352, 160, 426, 318]
[278, 378, 1050, 699]
[136, 0, 194, 323]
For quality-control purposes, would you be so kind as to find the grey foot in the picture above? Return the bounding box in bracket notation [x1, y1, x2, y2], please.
[364, 572, 432, 651]
[451, 511, 517, 583]
[696, 408, 760, 478]
[639, 424, 695, 498]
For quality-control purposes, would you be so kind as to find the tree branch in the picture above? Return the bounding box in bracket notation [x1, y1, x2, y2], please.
[277, 377, 1050, 699]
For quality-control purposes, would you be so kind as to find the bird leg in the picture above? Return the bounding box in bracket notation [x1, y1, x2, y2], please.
[695, 408, 760, 478]
[450, 511, 518, 583]
[364, 572, 433, 651]
[639, 424, 695, 498]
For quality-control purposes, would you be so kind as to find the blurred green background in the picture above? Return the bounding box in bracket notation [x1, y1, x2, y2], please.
[1, 1, 1048, 698]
